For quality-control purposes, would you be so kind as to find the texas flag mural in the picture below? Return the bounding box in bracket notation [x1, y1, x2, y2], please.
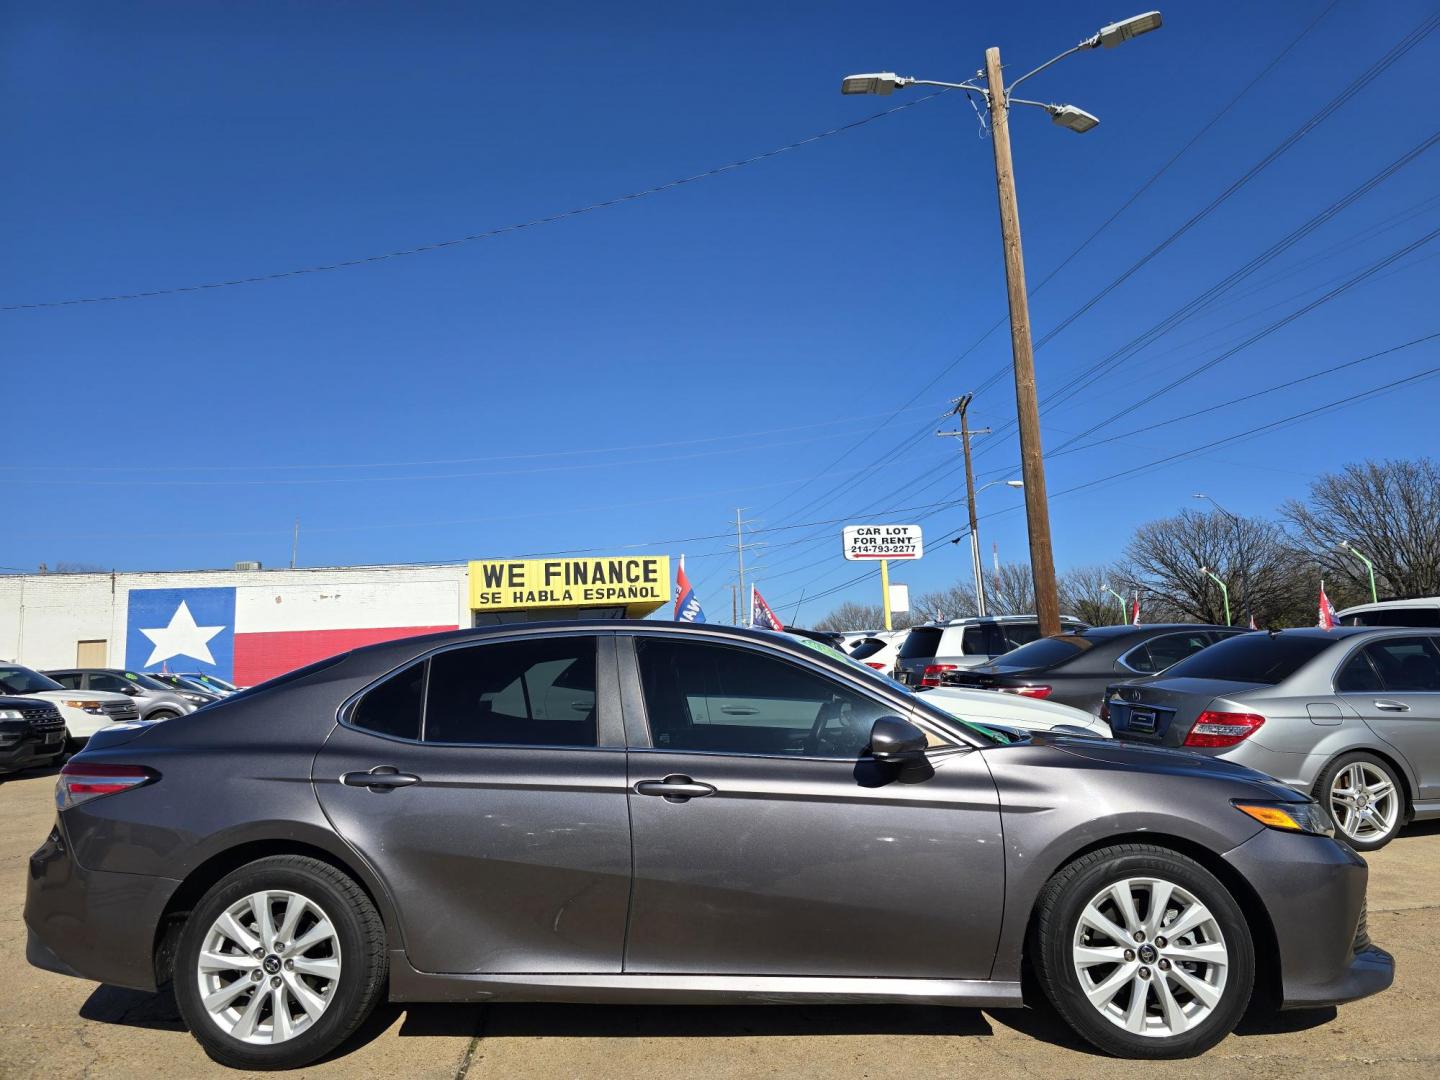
[126, 583, 459, 685]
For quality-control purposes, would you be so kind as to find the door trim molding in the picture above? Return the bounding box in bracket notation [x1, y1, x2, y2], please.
[388, 952, 1023, 1007]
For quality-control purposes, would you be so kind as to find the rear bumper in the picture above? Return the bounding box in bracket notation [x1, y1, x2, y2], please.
[1223, 827, 1394, 1009]
[23, 820, 179, 992]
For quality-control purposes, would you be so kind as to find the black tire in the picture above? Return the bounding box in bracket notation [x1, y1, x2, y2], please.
[173, 855, 387, 1071]
[147, 709, 181, 723]
[1032, 844, 1254, 1059]
[1314, 751, 1407, 852]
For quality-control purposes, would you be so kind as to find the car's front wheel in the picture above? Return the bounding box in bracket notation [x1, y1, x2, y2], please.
[1316, 752, 1405, 851]
[1033, 844, 1254, 1059]
[173, 855, 387, 1070]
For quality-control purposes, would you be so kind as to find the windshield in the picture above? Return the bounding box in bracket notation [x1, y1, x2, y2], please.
[849, 639, 887, 660]
[125, 672, 172, 691]
[987, 634, 1093, 671]
[195, 674, 238, 691]
[1160, 632, 1334, 684]
[0, 665, 65, 694]
[790, 635, 1014, 744]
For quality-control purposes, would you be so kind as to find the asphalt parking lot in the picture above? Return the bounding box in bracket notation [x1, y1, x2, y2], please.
[5, 765, 1440, 1080]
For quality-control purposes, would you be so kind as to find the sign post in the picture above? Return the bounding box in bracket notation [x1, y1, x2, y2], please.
[842, 524, 924, 632]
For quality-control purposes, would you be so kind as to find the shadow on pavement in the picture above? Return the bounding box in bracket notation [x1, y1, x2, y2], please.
[80, 985, 184, 1032]
[1235, 1005, 1337, 1036]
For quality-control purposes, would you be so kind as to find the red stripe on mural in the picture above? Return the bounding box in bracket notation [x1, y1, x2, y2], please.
[232, 625, 457, 686]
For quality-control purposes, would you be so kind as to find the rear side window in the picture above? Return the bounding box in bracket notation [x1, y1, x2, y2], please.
[1343, 607, 1440, 628]
[898, 627, 943, 659]
[424, 637, 597, 747]
[1336, 652, 1384, 693]
[49, 673, 83, 689]
[1362, 637, 1440, 692]
[1160, 633, 1333, 684]
[1125, 632, 1216, 674]
[961, 626, 1006, 655]
[350, 663, 425, 740]
[998, 622, 1043, 650]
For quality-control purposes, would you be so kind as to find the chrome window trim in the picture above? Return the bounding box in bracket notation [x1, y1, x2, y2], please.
[1329, 631, 1440, 696]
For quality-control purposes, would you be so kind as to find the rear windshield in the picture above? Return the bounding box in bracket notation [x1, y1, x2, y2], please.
[898, 627, 943, 659]
[1343, 608, 1440, 628]
[988, 635, 1092, 671]
[1159, 633, 1333, 684]
[849, 639, 887, 660]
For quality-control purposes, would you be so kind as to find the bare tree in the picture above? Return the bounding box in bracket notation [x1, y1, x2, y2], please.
[913, 582, 979, 623]
[812, 600, 921, 633]
[1284, 458, 1440, 600]
[987, 561, 1036, 615]
[1059, 564, 1128, 626]
[1125, 510, 1303, 626]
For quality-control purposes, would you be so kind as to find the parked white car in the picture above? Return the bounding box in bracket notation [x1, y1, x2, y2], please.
[0, 664, 141, 743]
[919, 683, 1111, 738]
[847, 630, 909, 676]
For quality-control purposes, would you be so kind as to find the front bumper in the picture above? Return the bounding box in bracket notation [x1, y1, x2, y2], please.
[24, 819, 179, 992]
[1224, 826, 1394, 1009]
[0, 734, 66, 773]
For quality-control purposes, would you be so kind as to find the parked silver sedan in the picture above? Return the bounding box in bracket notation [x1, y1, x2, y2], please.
[1106, 627, 1440, 850]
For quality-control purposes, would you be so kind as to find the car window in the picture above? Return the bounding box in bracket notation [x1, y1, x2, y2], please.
[48, 673, 83, 689]
[424, 636, 597, 747]
[961, 626, 990, 655]
[988, 635, 1091, 671]
[898, 626, 943, 660]
[1363, 637, 1440, 693]
[1343, 607, 1440, 628]
[849, 638, 887, 660]
[88, 673, 132, 693]
[0, 666, 65, 694]
[1128, 632, 1214, 674]
[1335, 651, 1384, 693]
[636, 637, 891, 758]
[349, 662, 425, 740]
[999, 622, 1043, 650]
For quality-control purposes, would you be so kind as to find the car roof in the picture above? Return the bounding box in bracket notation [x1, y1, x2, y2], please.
[920, 615, 1087, 628]
[1337, 596, 1440, 615]
[1070, 623, 1233, 639]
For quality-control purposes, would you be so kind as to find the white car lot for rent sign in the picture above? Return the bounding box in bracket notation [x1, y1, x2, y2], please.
[842, 524, 924, 561]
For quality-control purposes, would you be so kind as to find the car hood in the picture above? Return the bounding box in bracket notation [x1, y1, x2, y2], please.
[1040, 734, 1306, 800]
[19, 689, 134, 704]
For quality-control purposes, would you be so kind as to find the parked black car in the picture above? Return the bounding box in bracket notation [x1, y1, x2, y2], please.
[0, 695, 67, 775]
[942, 624, 1248, 715]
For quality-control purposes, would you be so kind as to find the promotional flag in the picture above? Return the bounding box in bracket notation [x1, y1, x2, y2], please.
[750, 586, 784, 631]
[1248, 614, 1258, 630]
[1318, 580, 1339, 629]
[673, 555, 706, 623]
[1131, 594, 1142, 626]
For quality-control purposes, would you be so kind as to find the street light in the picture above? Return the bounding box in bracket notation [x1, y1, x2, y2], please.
[949, 479, 1024, 618]
[842, 12, 1163, 638]
[1199, 565, 1233, 626]
[1101, 582, 1130, 624]
[1339, 540, 1379, 604]
[1193, 493, 1252, 626]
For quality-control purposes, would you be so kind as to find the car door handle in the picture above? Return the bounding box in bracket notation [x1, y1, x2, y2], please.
[719, 706, 758, 716]
[342, 767, 421, 790]
[1374, 700, 1411, 712]
[634, 774, 716, 802]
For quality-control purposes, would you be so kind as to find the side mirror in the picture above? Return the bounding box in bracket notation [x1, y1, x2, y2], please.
[868, 715, 929, 763]
[122, 685, 142, 696]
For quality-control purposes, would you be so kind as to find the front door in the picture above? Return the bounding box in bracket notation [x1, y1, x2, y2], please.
[313, 632, 632, 974]
[620, 634, 1004, 979]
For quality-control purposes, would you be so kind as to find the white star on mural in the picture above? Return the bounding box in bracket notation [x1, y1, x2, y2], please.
[140, 601, 225, 666]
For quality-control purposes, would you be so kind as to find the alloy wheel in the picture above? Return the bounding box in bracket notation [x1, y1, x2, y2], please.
[195, 889, 342, 1045]
[1071, 876, 1229, 1038]
[1329, 761, 1400, 844]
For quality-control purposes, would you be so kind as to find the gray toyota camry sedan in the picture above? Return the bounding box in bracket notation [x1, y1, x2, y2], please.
[26, 622, 1391, 1069]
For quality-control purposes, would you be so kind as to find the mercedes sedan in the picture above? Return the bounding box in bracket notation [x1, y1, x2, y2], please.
[26, 622, 1391, 1069]
[1106, 626, 1440, 850]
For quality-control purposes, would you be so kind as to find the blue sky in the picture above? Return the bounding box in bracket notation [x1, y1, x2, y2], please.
[3, 0, 1438, 623]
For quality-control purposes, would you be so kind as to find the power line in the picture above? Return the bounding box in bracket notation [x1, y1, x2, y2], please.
[0, 92, 947, 313]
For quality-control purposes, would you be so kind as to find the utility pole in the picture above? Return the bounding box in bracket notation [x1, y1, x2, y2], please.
[986, 45, 1061, 638]
[291, 517, 300, 570]
[938, 394, 992, 617]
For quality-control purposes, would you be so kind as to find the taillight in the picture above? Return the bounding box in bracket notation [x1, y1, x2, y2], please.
[1000, 685, 1053, 699]
[1099, 700, 1111, 722]
[1184, 711, 1265, 748]
[56, 762, 158, 810]
[865, 662, 887, 670]
[921, 664, 956, 687]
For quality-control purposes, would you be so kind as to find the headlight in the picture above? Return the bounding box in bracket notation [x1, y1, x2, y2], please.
[182, 693, 208, 704]
[1234, 799, 1334, 838]
[62, 699, 107, 714]
[0, 708, 23, 720]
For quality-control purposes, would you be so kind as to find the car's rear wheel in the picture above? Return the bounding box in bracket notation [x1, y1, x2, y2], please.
[173, 855, 386, 1070]
[147, 709, 180, 722]
[1033, 844, 1254, 1059]
[1316, 752, 1405, 851]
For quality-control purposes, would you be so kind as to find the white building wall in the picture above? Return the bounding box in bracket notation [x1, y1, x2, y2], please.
[0, 564, 470, 671]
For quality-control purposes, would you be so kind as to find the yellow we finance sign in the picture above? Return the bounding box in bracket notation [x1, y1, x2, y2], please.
[468, 556, 671, 612]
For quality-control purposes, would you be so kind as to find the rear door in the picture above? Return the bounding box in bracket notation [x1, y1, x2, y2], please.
[620, 633, 1004, 979]
[1338, 636, 1440, 800]
[313, 632, 632, 974]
